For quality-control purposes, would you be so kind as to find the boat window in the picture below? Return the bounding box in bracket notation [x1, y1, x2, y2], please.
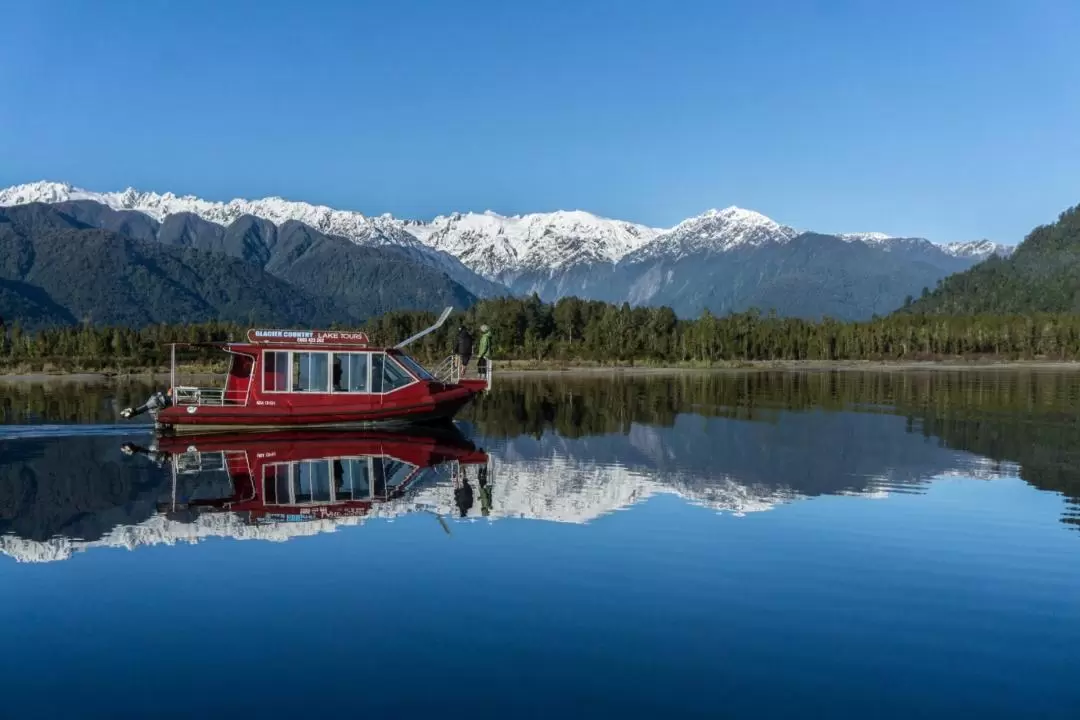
[264, 464, 291, 504]
[263, 351, 289, 392]
[335, 458, 371, 500]
[393, 353, 435, 381]
[372, 457, 414, 492]
[371, 353, 414, 393]
[296, 461, 332, 503]
[332, 353, 369, 392]
[292, 352, 330, 393]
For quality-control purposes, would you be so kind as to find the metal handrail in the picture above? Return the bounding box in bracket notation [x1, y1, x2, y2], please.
[432, 356, 461, 384]
[173, 386, 248, 407]
[176, 450, 226, 474]
[431, 355, 493, 390]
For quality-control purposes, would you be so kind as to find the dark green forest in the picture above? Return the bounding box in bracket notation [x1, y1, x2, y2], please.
[907, 202, 1080, 314]
[3, 293, 1080, 372]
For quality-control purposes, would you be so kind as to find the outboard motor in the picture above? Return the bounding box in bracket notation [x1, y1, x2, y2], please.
[121, 390, 171, 420]
[120, 441, 172, 468]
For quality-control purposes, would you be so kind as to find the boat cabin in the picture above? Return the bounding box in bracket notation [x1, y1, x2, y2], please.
[172, 332, 443, 407]
[140, 309, 490, 431]
[142, 429, 491, 524]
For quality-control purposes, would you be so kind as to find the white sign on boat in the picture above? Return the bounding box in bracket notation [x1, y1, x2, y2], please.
[246, 329, 370, 345]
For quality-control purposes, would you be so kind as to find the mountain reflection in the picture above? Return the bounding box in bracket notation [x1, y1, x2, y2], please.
[1, 370, 1077, 562]
[0, 427, 489, 562]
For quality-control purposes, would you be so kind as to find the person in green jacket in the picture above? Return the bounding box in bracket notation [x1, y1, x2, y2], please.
[476, 324, 493, 376]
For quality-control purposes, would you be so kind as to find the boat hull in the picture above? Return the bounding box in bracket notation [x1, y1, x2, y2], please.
[155, 382, 481, 434]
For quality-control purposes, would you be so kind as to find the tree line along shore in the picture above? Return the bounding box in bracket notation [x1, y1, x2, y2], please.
[2, 295, 1080, 374]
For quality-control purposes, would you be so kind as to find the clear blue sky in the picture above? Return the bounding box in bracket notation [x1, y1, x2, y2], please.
[1, 0, 1077, 243]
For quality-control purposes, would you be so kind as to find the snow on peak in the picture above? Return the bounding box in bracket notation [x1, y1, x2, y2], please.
[0, 181, 663, 282]
[0, 180, 1011, 280]
[0, 180, 436, 252]
[701, 206, 779, 227]
[628, 205, 798, 261]
[0, 180, 100, 206]
[412, 209, 664, 280]
[839, 231, 894, 244]
[0, 449, 809, 563]
[838, 232, 1015, 260]
[942, 239, 1013, 259]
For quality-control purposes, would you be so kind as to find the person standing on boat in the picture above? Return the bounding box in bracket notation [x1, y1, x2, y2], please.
[455, 325, 474, 377]
[455, 472, 474, 518]
[478, 460, 493, 517]
[476, 324, 493, 377]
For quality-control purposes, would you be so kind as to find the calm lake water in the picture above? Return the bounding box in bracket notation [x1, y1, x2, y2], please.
[1, 371, 1079, 719]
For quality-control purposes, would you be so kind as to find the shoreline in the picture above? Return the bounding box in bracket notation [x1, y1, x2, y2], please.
[494, 359, 1080, 375]
[2, 359, 1079, 383]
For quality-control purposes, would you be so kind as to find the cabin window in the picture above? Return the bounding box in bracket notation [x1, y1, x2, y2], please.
[265, 462, 332, 504]
[393, 353, 435, 381]
[332, 353, 370, 392]
[371, 354, 413, 393]
[292, 352, 330, 393]
[264, 464, 290, 504]
[263, 351, 289, 392]
[335, 458, 371, 500]
[372, 457, 414, 491]
[296, 461, 332, 503]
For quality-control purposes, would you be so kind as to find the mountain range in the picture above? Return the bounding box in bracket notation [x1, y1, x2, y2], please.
[0, 181, 1016, 325]
[0, 203, 475, 328]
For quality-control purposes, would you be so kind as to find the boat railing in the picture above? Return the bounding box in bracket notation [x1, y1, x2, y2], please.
[175, 450, 226, 474]
[173, 386, 248, 407]
[431, 356, 492, 389]
[432, 356, 462, 384]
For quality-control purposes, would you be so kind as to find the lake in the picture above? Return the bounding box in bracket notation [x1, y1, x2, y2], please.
[1, 370, 1079, 719]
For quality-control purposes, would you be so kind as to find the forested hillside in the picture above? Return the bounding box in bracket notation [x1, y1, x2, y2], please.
[0, 206, 342, 327]
[906, 203, 1080, 314]
[0, 203, 476, 329]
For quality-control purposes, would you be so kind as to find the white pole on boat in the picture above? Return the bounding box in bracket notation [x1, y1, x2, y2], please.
[170, 343, 176, 397]
[394, 306, 454, 349]
[171, 453, 178, 512]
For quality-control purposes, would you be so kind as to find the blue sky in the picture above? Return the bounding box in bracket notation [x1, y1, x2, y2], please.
[1, 0, 1077, 243]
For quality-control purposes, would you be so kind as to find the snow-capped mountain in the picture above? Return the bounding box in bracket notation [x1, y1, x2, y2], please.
[0, 181, 502, 298]
[406, 210, 662, 281]
[0, 444, 881, 564]
[0, 434, 1022, 564]
[840, 232, 1012, 261]
[942, 239, 1015, 259]
[839, 232, 894, 244]
[0, 181, 1013, 270]
[0, 182, 659, 283]
[0, 181, 412, 242]
[627, 206, 799, 263]
[0, 179, 1017, 319]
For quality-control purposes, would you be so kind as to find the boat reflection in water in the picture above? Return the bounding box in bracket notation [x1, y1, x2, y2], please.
[120, 426, 491, 529]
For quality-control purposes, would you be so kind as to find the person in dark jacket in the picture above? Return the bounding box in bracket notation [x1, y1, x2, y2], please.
[455, 325, 474, 375]
[455, 475, 474, 518]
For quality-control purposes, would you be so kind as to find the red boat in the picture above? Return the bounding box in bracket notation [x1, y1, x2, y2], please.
[121, 426, 490, 524]
[123, 308, 491, 433]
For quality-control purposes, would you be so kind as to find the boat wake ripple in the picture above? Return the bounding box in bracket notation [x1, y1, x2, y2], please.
[0, 424, 153, 440]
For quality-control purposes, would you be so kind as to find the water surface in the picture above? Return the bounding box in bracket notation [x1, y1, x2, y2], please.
[1, 371, 1078, 718]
